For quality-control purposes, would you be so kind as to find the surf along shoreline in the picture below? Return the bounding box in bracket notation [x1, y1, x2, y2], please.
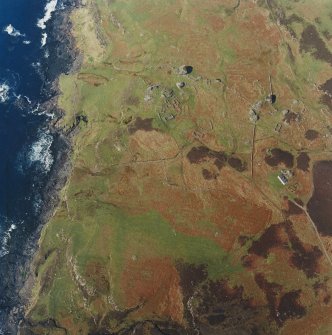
[4, 1, 82, 333]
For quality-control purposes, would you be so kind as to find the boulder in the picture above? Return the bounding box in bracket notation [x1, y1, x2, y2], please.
[176, 82, 185, 89]
[249, 109, 259, 123]
[178, 65, 193, 75]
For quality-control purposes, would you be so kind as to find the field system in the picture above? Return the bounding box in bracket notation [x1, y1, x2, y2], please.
[20, 0, 332, 334]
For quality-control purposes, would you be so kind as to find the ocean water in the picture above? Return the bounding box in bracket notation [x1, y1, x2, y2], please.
[0, 0, 70, 332]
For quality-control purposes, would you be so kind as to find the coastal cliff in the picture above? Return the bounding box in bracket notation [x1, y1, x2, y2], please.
[2, 0, 80, 333]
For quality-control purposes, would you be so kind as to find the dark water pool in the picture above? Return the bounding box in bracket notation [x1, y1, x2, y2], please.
[307, 161, 332, 236]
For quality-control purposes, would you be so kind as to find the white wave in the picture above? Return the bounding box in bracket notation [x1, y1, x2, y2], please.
[31, 62, 42, 78]
[23, 40, 31, 45]
[12, 94, 33, 111]
[37, 0, 58, 29]
[28, 103, 55, 119]
[31, 102, 40, 114]
[32, 61, 41, 68]
[44, 110, 55, 118]
[24, 95, 32, 104]
[0, 223, 17, 258]
[0, 70, 20, 103]
[41, 32, 47, 47]
[0, 83, 10, 103]
[31, 109, 55, 119]
[33, 194, 43, 214]
[28, 131, 54, 173]
[3, 24, 25, 37]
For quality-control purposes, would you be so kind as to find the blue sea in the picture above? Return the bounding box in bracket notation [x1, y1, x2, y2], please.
[0, 0, 73, 332]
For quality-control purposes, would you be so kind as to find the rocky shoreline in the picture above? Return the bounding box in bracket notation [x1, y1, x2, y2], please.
[4, 1, 81, 333]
